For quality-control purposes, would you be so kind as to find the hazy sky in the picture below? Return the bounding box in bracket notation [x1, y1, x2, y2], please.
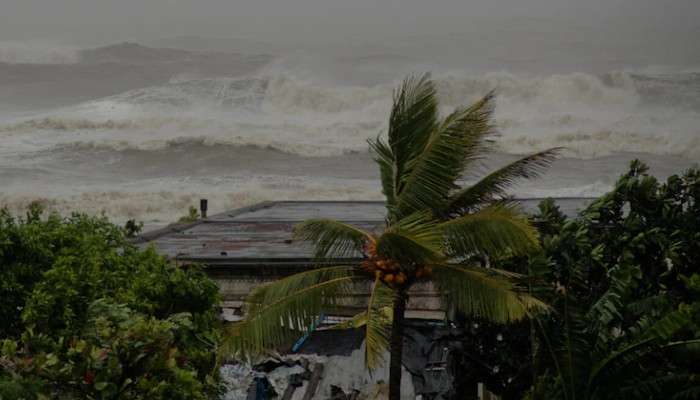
[1, 0, 698, 45]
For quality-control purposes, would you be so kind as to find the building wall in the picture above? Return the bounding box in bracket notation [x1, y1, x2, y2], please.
[213, 275, 446, 321]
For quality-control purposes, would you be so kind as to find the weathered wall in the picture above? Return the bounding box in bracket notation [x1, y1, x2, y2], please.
[214, 276, 446, 320]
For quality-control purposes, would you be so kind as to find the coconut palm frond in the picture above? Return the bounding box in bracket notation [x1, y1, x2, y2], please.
[363, 279, 395, 369]
[432, 264, 548, 323]
[328, 312, 369, 330]
[222, 265, 362, 358]
[388, 210, 443, 251]
[393, 92, 497, 219]
[293, 219, 372, 260]
[328, 278, 394, 370]
[447, 90, 499, 165]
[440, 203, 540, 258]
[448, 148, 561, 213]
[376, 231, 442, 265]
[388, 73, 439, 171]
[368, 135, 398, 207]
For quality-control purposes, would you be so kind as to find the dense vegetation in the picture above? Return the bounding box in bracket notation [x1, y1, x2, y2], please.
[0, 205, 223, 399]
[452, 161, 700, 399]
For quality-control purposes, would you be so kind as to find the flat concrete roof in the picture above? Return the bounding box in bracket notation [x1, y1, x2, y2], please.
[137, 199, 591, 269]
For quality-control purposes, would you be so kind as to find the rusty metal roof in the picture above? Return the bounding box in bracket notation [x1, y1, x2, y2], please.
[137, 199, 591, 269]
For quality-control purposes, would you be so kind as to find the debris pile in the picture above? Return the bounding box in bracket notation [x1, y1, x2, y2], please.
[221, 325, 462, 400]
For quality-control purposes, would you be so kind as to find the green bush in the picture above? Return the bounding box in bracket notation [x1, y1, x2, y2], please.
[0, 206, 222, 399]
[449, 161, 700, 399]
[2, 301, 212, 400]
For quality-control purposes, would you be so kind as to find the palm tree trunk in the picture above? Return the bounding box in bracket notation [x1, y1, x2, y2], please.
[389, 290, 407, 400]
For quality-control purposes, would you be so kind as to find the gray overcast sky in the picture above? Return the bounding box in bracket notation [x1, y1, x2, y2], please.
[1, 0, 698, 45]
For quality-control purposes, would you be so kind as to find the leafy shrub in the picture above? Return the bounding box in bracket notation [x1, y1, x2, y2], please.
[450, 161, 700, 399]
[2, 301, 212, 400]
[0, 206, 222, 399]
[178, 207, 200, 224]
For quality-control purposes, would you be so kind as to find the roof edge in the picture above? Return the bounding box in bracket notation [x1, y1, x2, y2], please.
[133, 200, 277, 243]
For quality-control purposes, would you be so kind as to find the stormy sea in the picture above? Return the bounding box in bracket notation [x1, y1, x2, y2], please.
[1, 32, 698, 227]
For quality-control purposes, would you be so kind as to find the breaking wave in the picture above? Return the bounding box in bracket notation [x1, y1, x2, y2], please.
[2, 40, 698, 227]
[0, 117, 149, 132]
[2, 69, 699, 158]
[0, 174, 383, 226]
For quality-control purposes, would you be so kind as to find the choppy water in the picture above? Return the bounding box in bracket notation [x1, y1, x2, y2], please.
[0, 41, 698, 226]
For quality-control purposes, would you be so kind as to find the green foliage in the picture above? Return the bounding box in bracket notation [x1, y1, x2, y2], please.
[448, 148, 560, 213]
[440, 203, 541, 259]
[432, 264, 547, 323]
[450, 161, 700, 399]
[178, 207, 200, 224]
[0, 206, 125, 338]
[1, 301, 210, 400]
[224, 265, 360, 360]
[0, 207, 222, 399]
[123, 219, 143, 238]
[292, 219, 371, 260]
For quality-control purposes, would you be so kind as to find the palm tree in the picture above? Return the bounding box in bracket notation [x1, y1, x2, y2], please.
[223, 74, 558, 400]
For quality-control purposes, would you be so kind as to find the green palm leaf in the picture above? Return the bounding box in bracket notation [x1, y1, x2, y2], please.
[363, 279, 395, 369]
[368, 136, 398, 207]
[326, 279, 395, 370]
[222, 265, 362, 357]
[432, 264, 548, 323]
[387, 73, 439, 180]
[440, 203, 540, 258]
[393, 92, 497, 219]
[293, 219, 372, 259]
[448, 148, 561, 213]
[377, 211, 444, 264]
[375, 233, 441, 266]
[391, 211, 442, 245]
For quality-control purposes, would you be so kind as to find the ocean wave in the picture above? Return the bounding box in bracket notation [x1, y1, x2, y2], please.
[90, 70, 649, 113]
[19, 127, 695, 160]
[2, 69, 698, 159]
[0, 174, 382, 225]
[0, 41, 80, 64]
[437, 71, 640, 108]
[0, 117, 149, 132]
[515, 182, 612, 199]
[49, 138, 368, 158]
[78, 69, 698, 118]
[0, 173, 613, 226]
[0, 115, 375, 157]
[500, 130, 700, 159]
[0, 116, 219, 133]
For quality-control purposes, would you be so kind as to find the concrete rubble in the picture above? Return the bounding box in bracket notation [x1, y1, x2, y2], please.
[221, 325, 461, 400]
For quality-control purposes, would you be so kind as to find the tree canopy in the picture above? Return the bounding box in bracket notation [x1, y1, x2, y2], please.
[0, 205, 223, 399]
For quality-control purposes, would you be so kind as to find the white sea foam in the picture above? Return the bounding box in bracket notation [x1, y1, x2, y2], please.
[0, 174, 382, 225]
[2, 59, 699, 225]
[0, 171, 614, 227]
[2, 70, 698, 158]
